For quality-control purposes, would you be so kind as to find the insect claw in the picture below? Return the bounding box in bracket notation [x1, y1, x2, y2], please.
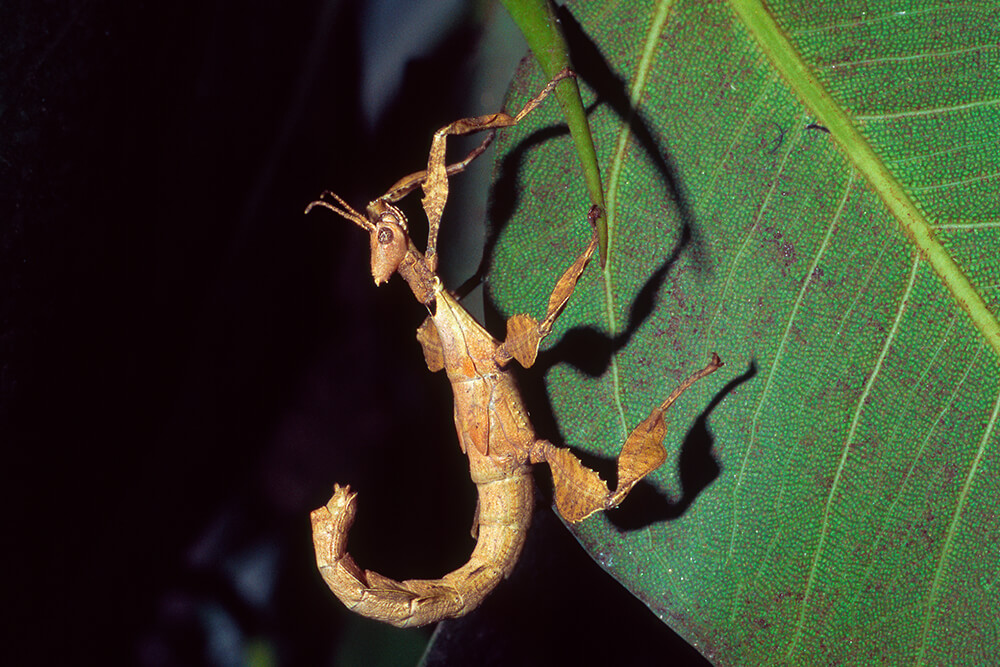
[587, 204, 603, 228]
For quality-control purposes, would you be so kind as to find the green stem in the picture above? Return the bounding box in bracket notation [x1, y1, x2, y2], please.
[501, 0, 609, 265]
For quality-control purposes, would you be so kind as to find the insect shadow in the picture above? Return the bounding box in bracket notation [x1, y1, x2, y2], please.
[483, 246, 756, 531]
[604, 363, 756, 530]
[478, 4, 706, 285]
[472, 5, 757, 530]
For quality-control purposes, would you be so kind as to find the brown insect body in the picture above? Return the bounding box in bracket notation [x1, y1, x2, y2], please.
[308, 70, 723, 627]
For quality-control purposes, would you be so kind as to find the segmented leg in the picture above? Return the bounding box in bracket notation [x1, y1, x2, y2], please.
[420, 69, 575, 271]
[496, 205, 601, 369]
[489, 202, 723, 522]
[380, 131, 496, 205]
[535, 353, 724, 522]
[311, 474, 533, 627]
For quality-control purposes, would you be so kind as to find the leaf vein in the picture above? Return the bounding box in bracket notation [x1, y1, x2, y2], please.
[824, 43, 1000, 70]
[885, 141, 985, 166]
[856, 97, 1000, 122]
[789, 7, 944, 36]
[719, 115, 808, 566]
[786, 251, 921, 659]
[917, 352, 998, 665]
[602, 0, 679, 438]
[743, 172, 855, 582]
[935, 221, 1000, 230]
[842, 311, 959, 639]
[909, 169, 1000, 193]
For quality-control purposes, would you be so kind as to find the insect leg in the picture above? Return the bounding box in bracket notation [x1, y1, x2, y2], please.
[496, 205, 600, 368]
[380, 131, 496, 205]
[420, 69, 575, 272]
[535, 353, 724, 522]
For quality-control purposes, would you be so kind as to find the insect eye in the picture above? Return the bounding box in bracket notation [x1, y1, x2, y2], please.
[369, 220, 407, 285]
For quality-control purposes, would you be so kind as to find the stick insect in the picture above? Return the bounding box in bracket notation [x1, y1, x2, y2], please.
[307, 69, 723, 628]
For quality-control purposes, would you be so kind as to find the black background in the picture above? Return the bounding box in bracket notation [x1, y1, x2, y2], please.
[3, 1, 710, 665]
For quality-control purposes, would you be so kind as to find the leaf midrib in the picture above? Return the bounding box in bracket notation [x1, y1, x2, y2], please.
[729, 0, 1000, 361]
[602, 0, 680, 437]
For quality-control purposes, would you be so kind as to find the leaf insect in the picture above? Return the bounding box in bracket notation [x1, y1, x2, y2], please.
[307, 69, 723, 627]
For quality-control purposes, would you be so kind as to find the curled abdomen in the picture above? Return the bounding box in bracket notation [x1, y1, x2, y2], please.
[310, 471, 532, 628]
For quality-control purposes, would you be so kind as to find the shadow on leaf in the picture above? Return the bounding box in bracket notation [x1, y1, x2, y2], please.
[478, 6, 758, 529]
[479, 4, 709, 287]
[559, 4, 710, 274]
[607, 361, 757, 530]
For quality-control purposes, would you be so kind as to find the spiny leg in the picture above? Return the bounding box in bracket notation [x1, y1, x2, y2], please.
[536, 353, 724, 523]
[496, 204, 601, 368]
[420, 69, 575, 271]
[380, 131, 496, 205]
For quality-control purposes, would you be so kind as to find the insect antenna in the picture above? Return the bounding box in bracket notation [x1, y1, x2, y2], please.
[304, 191, 372, 230]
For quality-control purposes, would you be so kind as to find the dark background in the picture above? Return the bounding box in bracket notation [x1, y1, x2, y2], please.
[3, 1, 709, 665]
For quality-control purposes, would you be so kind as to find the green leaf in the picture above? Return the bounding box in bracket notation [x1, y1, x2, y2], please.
[490, 0, 1000, 664]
